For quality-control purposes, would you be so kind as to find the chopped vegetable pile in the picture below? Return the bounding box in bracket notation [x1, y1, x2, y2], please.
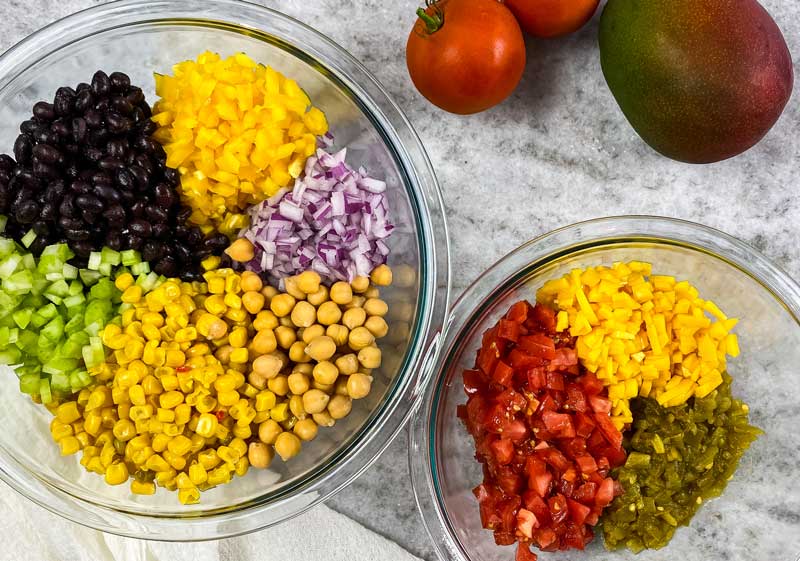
[461, 262, 760, 560]
[0, 51, 398, 504]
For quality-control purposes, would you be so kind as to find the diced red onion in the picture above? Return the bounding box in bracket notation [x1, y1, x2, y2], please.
[239, 145, 395, 285]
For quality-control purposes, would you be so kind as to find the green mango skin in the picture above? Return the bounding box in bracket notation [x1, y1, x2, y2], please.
[599, 0, 794, 164]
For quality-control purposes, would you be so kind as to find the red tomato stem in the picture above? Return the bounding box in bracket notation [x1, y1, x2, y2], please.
[416, 4, 443, 34]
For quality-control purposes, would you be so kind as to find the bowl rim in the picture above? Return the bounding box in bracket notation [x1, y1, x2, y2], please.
[0, 0, 451, 540]
[409, 215, 800, 561]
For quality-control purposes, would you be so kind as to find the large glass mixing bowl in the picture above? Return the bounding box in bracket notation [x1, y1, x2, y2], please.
[411, 217, 800, 561]
[0, 0, 449, 540]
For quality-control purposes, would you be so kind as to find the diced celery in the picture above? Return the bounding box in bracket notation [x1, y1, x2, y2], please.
[22, 253, 35, 270]
[68, 280, 83, 296]
[46, 279, 70, 297]
[41, 316, 65, 342]
[138, 271, 160, 292]
[98, 262, 112, 276]
[0, 255, 22, 277]
[90, 279, 116, 300]
[79, 269, 102, 285]
[0, 349, 22, 364]
[62, 263, 79, 280]
[39, 379, 52, 404]
[87, 252, 103, 271]
[12, 308, 33, 329]
[44, 293, 63, 305]
[131, 261, 150, 276]
[39, 303, 58, 320]
[18, 374, 41, 395]
[45, 272, 64, 281]
[101, 247, 121, 266]
[64, 314, 84, 335]
[20, 229, 37, 248]
[16, 330, 38, 350]
[121, 249, 141, 266]
[42, 357, 78, 376]
[50, 371, 70, 393]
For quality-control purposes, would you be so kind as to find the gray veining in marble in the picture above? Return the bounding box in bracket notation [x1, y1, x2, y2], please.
[2, 1, 799, 560]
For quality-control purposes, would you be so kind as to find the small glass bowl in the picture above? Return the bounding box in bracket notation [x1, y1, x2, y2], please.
[0, 0, 449, 541]
[410, 216, 800, 561]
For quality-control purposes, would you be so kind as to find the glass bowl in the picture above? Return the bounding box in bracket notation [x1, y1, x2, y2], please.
[410, 216, 800, 561]
[0, 0, 449, 541]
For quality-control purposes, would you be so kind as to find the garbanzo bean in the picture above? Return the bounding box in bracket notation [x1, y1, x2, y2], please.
[335, 354, 359, 375]
[351, 276, 370, 293]
[215, 344, 234, 364]
[275, 326, 297, 349]
[313, 382, 335, 394]
[253, 310, 278, 331]
[242, 291, 265, 314]
[248, 370, 268, 390]
[347, 373, 372, 399]
[363, 298, 388, 317]
[370, 264, 393, 286]
[293, 418, 318, 441]
[364, 316, 389, 338]
[270, 293, 296, 317]
[275, 432, 302, 461]
[289, 395, 306, 418]
[291, 301, 316, 328]
[248, 442, 273, 469]
[302, 389, 330, 414]
[313, 411, 335, 427]
[364, 286, 380, 299]
[225, 238, 255, 262]
[358, 346, 382, 369]
[258, 419, 282, 444]
[288, 341, 310, 362]
[292, 362, 313, 375]
[326, 324, 349, 347]
[240, 271, 263, 292]
[348, 327, 375, 351]
[279, 315, 294, 328]
[307, 285, 329, 306]
[334, 377, 349, 396]
[267, 375, 289, 396]
[297, 271, 321, 294]
[328, 394, 353, 420]
[301, 324, 326, 343]
[316, 301, 342, 326]
[305, 336, 336, 361]
[313, 361, 339, 385]
[252, 329, 278, 354]
[261, 285, 279, 301]
[342, 307, 366, 329]
[345, 296, 366, 310]
[252, 353, 284, 379]
[330, 282, 353, 305]
[287, 372, 310, 395]
[283, 276, 306, 300]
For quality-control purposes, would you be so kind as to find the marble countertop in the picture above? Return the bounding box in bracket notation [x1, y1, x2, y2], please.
[2, 1, 799, 559]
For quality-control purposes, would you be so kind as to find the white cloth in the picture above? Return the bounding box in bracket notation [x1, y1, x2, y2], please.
[0, 480, 422, 561]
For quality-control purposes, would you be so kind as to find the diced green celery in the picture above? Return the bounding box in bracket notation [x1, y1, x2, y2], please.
[37, 254, 63, 275]
[131, 261, 150, 276]
[62, 263, 78, 279]
[45, 272, 63, 281]
[18, 374, 41, 395]
[98, 262, 112, 276]
[31, 278, 49, 295]
[41, 316, 65, 342]
[50, 371, 70, 393]
[39, 379, 52, 404]
[12, 308, 33, 329]
[21, 253, 35, 270]
[0, 215, 7, 234]
[20, 229, 37, 248]
[137, 271, 160, 292]
[5, 270, 34, 293]
[68, 280, 83, 296]
[0, 255, 22, 277]
[39, 303, 58, 320]
[64, 314, 84, 335]
[16, 330, 38, 350]
[41, 243, 74, 261]
[46, 279, 70, 297]
[0, 349, 22, 364]
[42, 357, 78, 376]
[44, 293, 63, 305]
[89, 279, 116, 300]
[61, 339, 83, 359]
[87, 252, 102, 270]
[121, 249, 141, 266]
[101, 247, 121, 266]
[79, 269, 102, 286]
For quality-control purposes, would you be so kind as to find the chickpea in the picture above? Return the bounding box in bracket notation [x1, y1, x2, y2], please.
[313, 361, 339, 385]
[287, 372, 310, 395]
[253, 353, 284, 379]
[326, 324, 349, 347]
[363, 298, 388, 317]
[258, 419, 282, 444]
[334, 377, 349, 396]
[316, 301, 342, 326]
[296, 271, 321, 294]
[301, 324, 326, 343]
[289, 395, 306, 418]
[248, 370, 268, 390]
[240, 271, 263, 292]
[364, 286, 380, 299]
[342, 307, 366, 330]
[358, 346, 382, 369]
[279, 315, 294, 327]
[305, 336, 336, 361]
[270, 293, 296, 317]
[328, 394, 353, 420]
[291, 301, 316, 328]
[248, 442, 273, 469]
[302, 389, 330, 414]
[267, 375, 289, 396]
[345, 296, 366, 310]
[364, 316, 389, 338]
[261, 285, 279, 302]
[370, 264, 393, 286]
[347, 373, 372, 399]
[275, 326, 297, 349]
[242, 291, 266, 314]
[274, 432, 302, 461]
[312, 380, 335, 393]
[283, 276, 306, 300]
[215, 344, 234, 364]
[335, 353, 359, 375]
[253, 310, 279, 331]
[313, 411, 335, 427]
[293, 418, 318, 441]
[251, 329, 276, 355]
[292, 362, 313, 375]
[351, 275, 370, 293]
[329, 282, 353, 305]
[348, 327, 375, 351]
[225, 238, 254, 262]
[358, 367, 373, 376]
[307, 285, 329, 306]
[288, 341, 310, 363]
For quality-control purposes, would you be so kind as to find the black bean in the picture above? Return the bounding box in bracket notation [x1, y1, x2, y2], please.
[71, 239, 93, 257]
[19, 120, 38, 135]
[130, 200, 147, 217]
[32, 144, 61, 165]
[14, 167, 38, 186]
[59, 195, 76, 218]
[94, 98, 110, 113]
[94, 184, 121, 202]
[92, 171, 113, 187]
[76, 194, 104, 213]
[32, 162, 58, 179]
[142, 241, 161, 262]
[33, 101, 56, 122]
[145, 204, 169, 223]
[33, 128, 60, 146]
[71, 117, 88, 143]
[89, 129, 110, 146]
[133, 153, 154, 174]
[64, 163, 80, 179]
[154, 256, 177, 277]
[128, 165, 150, 190]
[99, 157, 124, 171]
[106, 112, 132, 134]
[53, 87, 76, 116]
[0, 154, 14, 170]
[40, 202, 56, 220]
[163, 167, 180, 186]
[105, 231, 123, 250]
[174, 243, 192, 263]
[176, 207, 192, 224]
[84, 147, 104, 162]
[91, 71, 111, 97]
[81, 209, 99, 224]
[75, 89, 94, 113]
[185, 226, 203, 246]
[84, 109, 104, 129]
[70, 179, 90, 195]
[129, 219, 152, 238]
[109, 72, 131, 92]
[204, 233, 231, 253]
[110, 96, 134, 115]
[126, 87, 144, 106]
[103, 204, 126, 223]
[64, 228, 90, 241]
[106, 138, 129, 158]
[152, 222, 170, 239]
[119, 189, 135, 205]
[62, 145, 80, 157]
[127, 234, 143, 250]
[51, 120, 71, 138]
[116, 169, 135, 190]
[58, 215, 83, 230]
[15, 200, 39, 223]
[131, 107, 146, 124]
[29, 237, 49, 254]
[14, 135, 32, 165]
[32, 220, 50, 236]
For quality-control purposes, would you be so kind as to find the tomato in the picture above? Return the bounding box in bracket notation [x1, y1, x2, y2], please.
[406, 0, 526, 114]
[515, 543, 538, 561]
[504, 0, 600, 38]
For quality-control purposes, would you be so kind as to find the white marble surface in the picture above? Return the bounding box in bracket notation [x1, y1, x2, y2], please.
[2, 0, 799, 559]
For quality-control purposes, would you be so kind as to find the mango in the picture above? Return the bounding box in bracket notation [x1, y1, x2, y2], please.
[599, 0, 793, 164]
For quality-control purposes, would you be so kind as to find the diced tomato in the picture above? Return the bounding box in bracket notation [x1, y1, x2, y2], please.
[541, 410, 575, 439]
[545, 371, 565, 391]
[578, 372, 604, 395]
[560, 437, 587, 460]
[548, 494, 568, 524]
[497, 388, 528, 412]
[516, 508, 538, 538]
[522, 491, 551, 524]
[490, 438, 515, 465]
[567, 498, 591, 525]
[585, 511, 599, 526]
[593, 412, 624, 450]
[550, 347, 578, 369]
[526, 367, 547, 390]
[508, 348, 546, 369]
[572, 481, 598, 505]
[506, 301, 530, 323]
[515, 543, 538, 561]
[563, 522, 592, 550]
[518, 334, 557, 359]
[529, 303, 557, 332]
[462, 369, 486, 395]
[505, 419, 529, 442]
[496, 469, 524, 495]
[534, 528, 557, 550]
[538, 393, 558, 412]
[495, 531, 516, 546]
[564, 383, 588, 412]
[491, 360, 514, 386]
[595, 478, 616, 508]
[575, 455, 598, 474]
[588, 395, 611, 413]
[497, 319, 522, 342]
[574, 411, 595, 438]
[538, 447, 570, 472]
